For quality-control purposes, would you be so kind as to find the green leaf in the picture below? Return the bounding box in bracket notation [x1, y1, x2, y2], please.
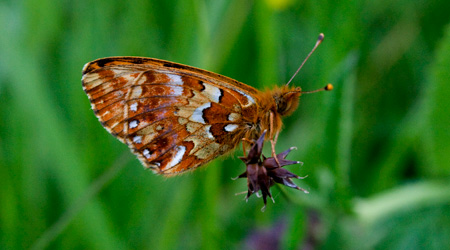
[355, 181, 450, 250]
[422, 23, 450, 177]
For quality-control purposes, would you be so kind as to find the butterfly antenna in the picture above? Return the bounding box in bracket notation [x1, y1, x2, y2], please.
[285, 33, 325, 86]
[300, 83, 333, 94]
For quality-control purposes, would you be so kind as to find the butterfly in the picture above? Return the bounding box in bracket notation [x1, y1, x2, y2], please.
[81, 34, 332, 176]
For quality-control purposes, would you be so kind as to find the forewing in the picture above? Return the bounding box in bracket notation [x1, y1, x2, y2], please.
[82, 57, 260, 175]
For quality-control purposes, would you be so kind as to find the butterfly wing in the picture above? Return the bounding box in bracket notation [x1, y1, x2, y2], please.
[82, 57, 261, 175]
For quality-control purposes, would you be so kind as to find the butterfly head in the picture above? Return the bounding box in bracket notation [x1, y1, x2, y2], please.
[273, 86, 302, 117]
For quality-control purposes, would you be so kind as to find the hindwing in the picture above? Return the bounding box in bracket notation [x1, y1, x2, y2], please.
[82, 57, 261, 175]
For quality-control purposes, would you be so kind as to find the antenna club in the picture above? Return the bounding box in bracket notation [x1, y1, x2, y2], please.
[325, 83, 333, 91]
[318, 33, 325, 41]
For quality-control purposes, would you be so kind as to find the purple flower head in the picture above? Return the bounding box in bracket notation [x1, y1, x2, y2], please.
[235, 131, 308, 210]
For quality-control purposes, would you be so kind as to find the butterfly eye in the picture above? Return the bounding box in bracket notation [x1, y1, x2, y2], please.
[276, 92, 301, 117]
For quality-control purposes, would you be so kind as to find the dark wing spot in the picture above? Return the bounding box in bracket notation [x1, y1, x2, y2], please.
[199, 81, 206, 91]
[95, 58, 117, 68]
[219, 89, 224, 102]
[162, 62, 185, 70]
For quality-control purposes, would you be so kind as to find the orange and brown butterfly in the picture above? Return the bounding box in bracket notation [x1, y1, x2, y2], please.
[81, 33, 332, 176]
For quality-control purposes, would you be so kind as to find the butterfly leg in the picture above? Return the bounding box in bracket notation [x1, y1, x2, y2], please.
[241, 138, 255, 157]
[270, 138, 281, 167]
[269, 112, 281, 167]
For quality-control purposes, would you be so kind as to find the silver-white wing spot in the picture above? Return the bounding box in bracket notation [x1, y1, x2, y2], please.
[205, 125, 214, 139]
[167, 74, 183, 85]
[170, 86, 183, 96]
[143, 149, 151, 159]
[133, 135, 142, 144]
[130, 102, 138, 112]
[190, 102, 211, 124]
[203, 84, 222, 103]
[129, 120, 139, 129]
[167, 146, 186, 168]
[224, 124, 238, 132]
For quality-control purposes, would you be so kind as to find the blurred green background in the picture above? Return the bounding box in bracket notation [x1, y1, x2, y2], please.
[1, 0, 450, 249]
